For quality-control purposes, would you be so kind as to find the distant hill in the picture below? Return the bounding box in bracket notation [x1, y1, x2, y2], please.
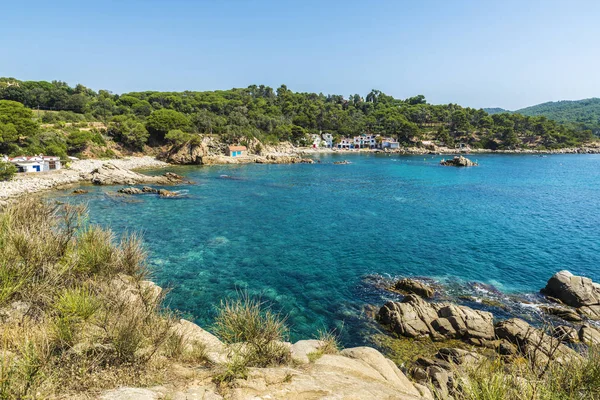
[514, 98, 600, 133]
[485, 99, 600, 134]
[483, 107, 510, 115]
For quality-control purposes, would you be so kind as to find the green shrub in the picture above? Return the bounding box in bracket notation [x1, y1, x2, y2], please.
[164, 129, 201, 146]
[0, 160, 16, 181]
[55, 287, 100, 321]
[66, 130, 105, 153]
[73, 226, 118, 276]
[213, 350, 249, 385]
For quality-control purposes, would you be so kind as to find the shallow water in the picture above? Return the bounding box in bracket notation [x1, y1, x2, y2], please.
[49, 154, 600, 344]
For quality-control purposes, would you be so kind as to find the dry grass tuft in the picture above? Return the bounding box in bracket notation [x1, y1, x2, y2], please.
[453, 346, 600, 400]
[0, 198, 194, 397]
[212, 292, 290, 384]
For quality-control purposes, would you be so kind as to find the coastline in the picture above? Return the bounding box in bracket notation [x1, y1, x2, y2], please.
[3, 144, 600, 204]
[299, 145, 600, 155]
[3, 153, 600, 397]
[0, 156, 169, 204]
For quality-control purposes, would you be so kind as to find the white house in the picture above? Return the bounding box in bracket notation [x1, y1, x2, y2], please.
[321, 133, 333, 148]
[354, 134, 377, 149]
[379, 138, 400, 149]
[9, 155, 62, 173]
[337, 138, 354, 149]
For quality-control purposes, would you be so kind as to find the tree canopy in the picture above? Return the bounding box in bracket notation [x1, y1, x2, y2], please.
[0, 77, 595, 157]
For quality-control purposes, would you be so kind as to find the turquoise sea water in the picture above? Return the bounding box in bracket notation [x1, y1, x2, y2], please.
[49, 154, 600, 345]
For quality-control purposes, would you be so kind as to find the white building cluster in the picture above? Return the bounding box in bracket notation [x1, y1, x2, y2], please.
[2, 155, 62, 173]
[309, 133, 399, 150]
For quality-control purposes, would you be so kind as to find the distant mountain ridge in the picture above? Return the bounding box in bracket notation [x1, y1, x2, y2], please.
[482, 107, 510, 115]
[485, 98, 600, 133]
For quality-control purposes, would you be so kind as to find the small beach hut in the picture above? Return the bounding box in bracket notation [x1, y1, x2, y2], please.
[9, 155, 62, 173]
[227, 146, 247, 157]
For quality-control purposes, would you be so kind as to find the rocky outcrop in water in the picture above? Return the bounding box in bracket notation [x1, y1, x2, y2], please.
[440, 156, 477, 167]
[394, 278, 435, 298]
[87, 163, 183, 186]
[118, 187, 144, 195]
[117, 186, 184, 198]
[255, 155, 314, 164]
[542, 270, 600, 319]
[378, 294, 495, 341]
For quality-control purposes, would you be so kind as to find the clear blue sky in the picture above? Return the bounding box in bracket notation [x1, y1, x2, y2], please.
[1, 0, 598, 110]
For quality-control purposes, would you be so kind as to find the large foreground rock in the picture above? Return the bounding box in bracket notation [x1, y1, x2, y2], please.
[100, 344, 430, 400]
[378, 294, 494, 340]
[86, 163, 183, 185]
[171, 319, 229, 364]
[495, 318, 580, 366]
[542, 270, 600, 319]
[229, 348, 431, 399]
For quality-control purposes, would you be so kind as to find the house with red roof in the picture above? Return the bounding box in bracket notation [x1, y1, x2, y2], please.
[8, 155, 62, 173]
[227, 146, 247, 157]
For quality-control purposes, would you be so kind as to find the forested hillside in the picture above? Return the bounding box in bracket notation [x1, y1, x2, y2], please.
[516, 98, 600, 133]
[0, 77, 594, 158]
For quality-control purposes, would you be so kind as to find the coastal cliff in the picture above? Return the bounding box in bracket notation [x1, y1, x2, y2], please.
[160, 137, 314, 165]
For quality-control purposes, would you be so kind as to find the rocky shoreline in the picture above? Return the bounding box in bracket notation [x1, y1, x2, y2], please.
[4, 142, 599, 205]
[0, 156, 171, 204]
[94, 269, 600, 399]
[300, 145, 600, 156]
[372, 270, 600, 398]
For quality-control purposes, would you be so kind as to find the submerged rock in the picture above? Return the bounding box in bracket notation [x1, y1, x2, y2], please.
[72, 189, 88, 194]
[257, 155, 315, 164]
[158, 189, 178, 197]
[142, 186, 158, 193]
[394, 278, 435, 298]
[378, 294, 494, 341]
[117, 187, 143, 195]
[440, 156, 477, 167]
